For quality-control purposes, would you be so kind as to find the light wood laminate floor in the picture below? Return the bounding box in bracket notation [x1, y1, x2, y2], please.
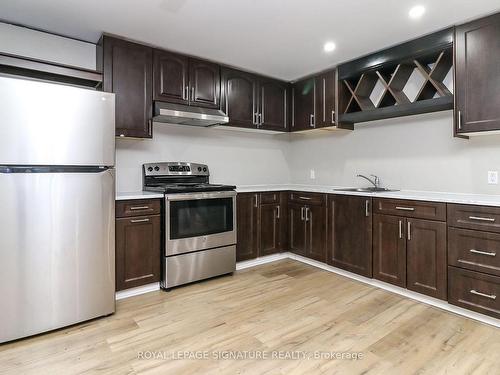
[1, 259, 499, 374]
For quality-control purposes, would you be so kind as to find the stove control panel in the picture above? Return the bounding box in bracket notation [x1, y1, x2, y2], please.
[143, 162, 209, 177]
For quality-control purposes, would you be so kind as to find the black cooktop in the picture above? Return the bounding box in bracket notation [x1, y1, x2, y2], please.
[142, 162, 236, 194]
[144, 183, 236, 194]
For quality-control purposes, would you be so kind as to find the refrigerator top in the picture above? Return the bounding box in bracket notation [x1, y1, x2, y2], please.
[0, 76, 115, 167]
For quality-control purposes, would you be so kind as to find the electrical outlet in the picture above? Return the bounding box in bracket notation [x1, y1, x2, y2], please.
[310, 169, 316, 180]
[488, 171, 498, 185]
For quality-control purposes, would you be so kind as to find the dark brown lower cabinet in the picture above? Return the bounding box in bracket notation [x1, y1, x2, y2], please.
[236, 192, 287, 261]
[448, 266, 500, 319]
[289, 202, 307, 256]
[305, 204, 327, 262]
[328, 195, 372, 277]
[260, 193, 288, 256]
[115, 211, 161, 291]
[406, 218, 447, 300]
[288, 193, 327, 262]
[373, 214, 406, 287]
[236, 193, 259, 261]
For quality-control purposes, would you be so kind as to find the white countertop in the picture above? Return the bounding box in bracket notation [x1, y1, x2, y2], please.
[235, 184, 500, 207]
[116, 185, 500, 207]
[116, 191, 164, 200]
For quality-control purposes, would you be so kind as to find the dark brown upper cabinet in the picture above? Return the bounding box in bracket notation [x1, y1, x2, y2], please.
[153, 50, 189, 105]
[328, 195, 373, 277]
[189, 58, 220, 108]
[222, 68, 258, 129]
[258, 78, 290, 131]
[315, 70, 336, 128]
[292, 77, 316, 131]
[455, 13, 500, 134]
[99, 35, 153, 138]
[153, 50, 221, 109]
[222, 68, 289, 131]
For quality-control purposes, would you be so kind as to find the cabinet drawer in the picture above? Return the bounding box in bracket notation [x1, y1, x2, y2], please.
[373, 198, 446, 221]
[448, 228, 500, 277]
[260, 192, 280, 204]
[448, 204, 500, 233]
[448, 266, 500, 319]
[116, 199, 162, 218]
[289, 191, 326, 206]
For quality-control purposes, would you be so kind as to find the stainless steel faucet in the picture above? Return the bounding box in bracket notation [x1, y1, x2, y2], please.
[357, 174, 381, 188]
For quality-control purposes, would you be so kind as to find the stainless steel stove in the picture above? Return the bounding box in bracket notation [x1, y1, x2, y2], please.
[143, 162, 236, 289]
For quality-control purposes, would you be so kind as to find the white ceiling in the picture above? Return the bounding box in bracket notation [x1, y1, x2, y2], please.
[2, 0, 500, 80]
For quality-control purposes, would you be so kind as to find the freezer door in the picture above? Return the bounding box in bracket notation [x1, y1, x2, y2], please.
[0, 169, 115, 343]
[0, 76, 115, 166]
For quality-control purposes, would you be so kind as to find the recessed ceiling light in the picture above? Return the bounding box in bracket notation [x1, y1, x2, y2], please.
[323, 41, 336, 53]
[409, 5, 426, 19]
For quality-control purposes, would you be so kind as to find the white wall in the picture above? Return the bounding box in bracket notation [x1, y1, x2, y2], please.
[2, 23, 500, 196]
[116, 125, 291, 192]
[288, 111, 500, 195]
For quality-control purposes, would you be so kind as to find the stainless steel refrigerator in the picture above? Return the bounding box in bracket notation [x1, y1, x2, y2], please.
[0, 76, 116, 343]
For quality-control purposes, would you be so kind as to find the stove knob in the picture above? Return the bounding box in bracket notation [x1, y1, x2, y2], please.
[197, 167, 202, 172]
[203, 167, 207, 172]
[154, 166, 160, 171]
[147, 167, 153, 172]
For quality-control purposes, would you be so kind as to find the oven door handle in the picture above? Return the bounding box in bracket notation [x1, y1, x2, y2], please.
[166, 191, 237, 201]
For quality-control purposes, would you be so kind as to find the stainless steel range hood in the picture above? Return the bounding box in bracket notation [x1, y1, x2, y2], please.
[153, 102, 229, 127]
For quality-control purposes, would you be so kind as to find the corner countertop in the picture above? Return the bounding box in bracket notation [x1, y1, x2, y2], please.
[116, 185, 500, 207]
[235, 184, 500, 207]
[116, 191, 164, 201]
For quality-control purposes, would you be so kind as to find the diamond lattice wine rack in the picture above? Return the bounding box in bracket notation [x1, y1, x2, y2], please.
[338, 28, 454, 125]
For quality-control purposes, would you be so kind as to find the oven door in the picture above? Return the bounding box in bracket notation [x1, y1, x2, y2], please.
[166, 191, 236, 256]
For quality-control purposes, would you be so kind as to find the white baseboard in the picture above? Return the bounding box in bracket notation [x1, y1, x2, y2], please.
[115, 282, 160, 300]
[114, 254, 500, 328]
[243, 252, 500, 328]
[236, 253, 289, 270]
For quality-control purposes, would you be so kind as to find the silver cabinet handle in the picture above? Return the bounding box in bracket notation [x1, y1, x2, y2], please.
[470, 289, 496, 300]
[298, 196, 312, 200]
[331, 110, 335, 124]
[305, 207, 310, 222]
[323, 78, 326, 123]
[396, 206, 415, 211]
[191, 87, 195, 101]
[184, 86, 189, 100]
[259, 113, 263, 125]
[365, 200, 370, 217]
[457, 110, 462, 130]
[310, 114, 314, 128]
[301, 207, 305, 221]
[469, 216, 495, 222]
[470, 249, 497, 257]
[130, 218, 150, 223]
[130, 206, 150, 210]
[254, 112, 259, 126]
[399, 220, 403, 239]
[254, 194, 258, 208]
[284, 90, 288, 129]
[276, 205, 280, 219]
[407, 221, 412, 240]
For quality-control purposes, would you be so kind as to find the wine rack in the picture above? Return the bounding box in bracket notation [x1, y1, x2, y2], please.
[338, 28, 454, 125]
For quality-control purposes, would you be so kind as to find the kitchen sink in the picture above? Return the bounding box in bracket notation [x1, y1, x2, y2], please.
[334, 187, 399, 193]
